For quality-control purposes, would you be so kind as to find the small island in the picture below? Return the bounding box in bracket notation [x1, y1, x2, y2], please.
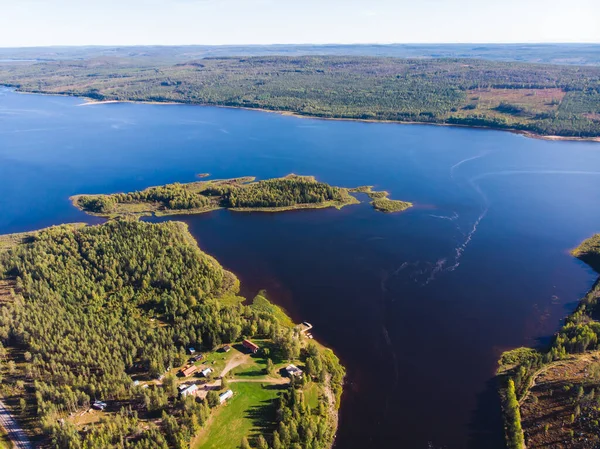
[349, 186, 413, 213]
[72, 174, 413, 218]
[498, 233, 600, 449]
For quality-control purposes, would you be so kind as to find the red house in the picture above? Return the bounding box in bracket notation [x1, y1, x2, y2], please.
[242, 339, 259, 354]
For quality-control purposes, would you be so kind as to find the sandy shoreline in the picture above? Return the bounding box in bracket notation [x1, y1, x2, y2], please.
[6, 87, 600, 143]
[73, 96, 600, 143]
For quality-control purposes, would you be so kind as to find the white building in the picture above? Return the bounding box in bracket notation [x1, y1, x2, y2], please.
[285, 364, 303, 377]
[179, 384, 199, 398]
[200, 367, 213, 377]
[219, 389, 233, 403]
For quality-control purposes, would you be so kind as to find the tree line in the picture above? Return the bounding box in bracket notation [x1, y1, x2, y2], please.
[77, 176, 350, 214]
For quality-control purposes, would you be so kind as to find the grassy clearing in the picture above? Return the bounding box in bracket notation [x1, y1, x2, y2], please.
[229, 196, 359, 213]
[456, 88, 566, 121]
[304, 382, 320, 410]
[519, 352, 600, 448]
[571, 233, 600, 271]
[231, 343, 290, 380]
[251, 292, 294, 329]
[193, 382, 284, 449]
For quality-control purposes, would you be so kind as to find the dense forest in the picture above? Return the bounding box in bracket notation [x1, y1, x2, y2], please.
[75, 175, 411, 218]
[498, 234, 600, 448]
[76, 175, 354, 215]
[0, 220, 344, 448]
[1, 56, 599, 137]
[226, 178, 346, 208]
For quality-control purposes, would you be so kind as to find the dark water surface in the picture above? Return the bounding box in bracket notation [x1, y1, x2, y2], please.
[2, 87, 600, 449]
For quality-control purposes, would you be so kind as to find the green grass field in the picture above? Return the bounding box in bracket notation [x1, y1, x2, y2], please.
[250, 292, 294, 329]
[232, 346, 291, 381]
[194, 382, 285, 449]
[304, 382, 320, 411]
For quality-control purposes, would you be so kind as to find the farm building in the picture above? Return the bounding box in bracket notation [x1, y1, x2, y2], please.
[221, 345, 231, 353]
[180, 365, 198, 377]
[285, 364, 303, 377]
[242, 339, 259, 353]
[219, 389, 234, 403]
[200, 367, 213, 377]
[188, 347, 196, 355]
[178, 384, 199, 398]
[190, 353, 203, 362]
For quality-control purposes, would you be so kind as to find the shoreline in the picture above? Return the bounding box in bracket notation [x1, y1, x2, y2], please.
[5, 86, 599, 143]
[81, 97, 600, 143]
[497, 234, 600, 448]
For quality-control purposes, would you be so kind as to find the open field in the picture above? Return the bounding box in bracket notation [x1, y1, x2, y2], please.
[520, 352, 600, 448]
[250, 292, 295, 329]
[455, 88, 566, 120]
[193, 382, 284, 449]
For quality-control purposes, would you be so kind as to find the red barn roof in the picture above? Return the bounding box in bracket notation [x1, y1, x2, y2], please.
[242, 339, 259, 352]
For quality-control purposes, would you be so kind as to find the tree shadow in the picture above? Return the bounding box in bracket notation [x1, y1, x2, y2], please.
[244, 384, 288, 439]
[467, 377, 505, 449]
[237, 369, 265, 377]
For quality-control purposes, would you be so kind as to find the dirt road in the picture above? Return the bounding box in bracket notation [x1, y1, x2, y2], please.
[0, 399, 33, 449]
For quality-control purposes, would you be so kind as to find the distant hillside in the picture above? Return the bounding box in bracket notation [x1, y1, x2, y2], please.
[1, 43, 600, 66]
[1, 55, 599, 138]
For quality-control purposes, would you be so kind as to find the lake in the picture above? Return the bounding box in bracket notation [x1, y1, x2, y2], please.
[1, 87, 600, 448]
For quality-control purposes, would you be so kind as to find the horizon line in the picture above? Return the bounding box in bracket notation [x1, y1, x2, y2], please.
[1, 42, 599, 50]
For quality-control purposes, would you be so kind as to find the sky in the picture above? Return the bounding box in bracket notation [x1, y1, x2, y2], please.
[0, 0, 599, 47]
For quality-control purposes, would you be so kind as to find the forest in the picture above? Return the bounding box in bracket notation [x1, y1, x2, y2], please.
[74, 175, 411, 217]
[497, 234, 600, 448]
[0, 220, 344, 448]
[0, 56, 599, 137]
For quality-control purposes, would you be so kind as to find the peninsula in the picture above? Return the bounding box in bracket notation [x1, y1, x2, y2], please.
[0, 220, 345, 449]
[498, 234, 600, 448]
[72, 174, 413, 218]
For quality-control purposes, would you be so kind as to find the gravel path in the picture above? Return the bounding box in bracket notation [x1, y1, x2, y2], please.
[0, 399, 33, 449]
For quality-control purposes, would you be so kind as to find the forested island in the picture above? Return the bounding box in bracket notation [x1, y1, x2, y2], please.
[0, 220, 345, 449]
[498, 234, 600, 448]
[72, 174, 413, 217]
[1, 55, 599, 138]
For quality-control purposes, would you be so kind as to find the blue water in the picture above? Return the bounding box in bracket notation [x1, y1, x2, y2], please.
[2, 87, 600, 448]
